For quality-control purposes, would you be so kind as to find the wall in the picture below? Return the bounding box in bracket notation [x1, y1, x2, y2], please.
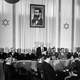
[60, 0, 73, 50]
[0, 0, 13, 48]
[15, 0, 75, 50]
[0, 0, 79, 51]
[15, 0, 59, 49]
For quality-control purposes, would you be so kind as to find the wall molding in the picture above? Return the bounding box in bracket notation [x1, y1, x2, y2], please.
[58, 0, 61, 48]
[13, 4, 16, 48]
[71, 0, 75, 51]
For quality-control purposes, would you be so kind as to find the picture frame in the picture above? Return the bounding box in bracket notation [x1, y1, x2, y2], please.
[30, 4, 45, 28]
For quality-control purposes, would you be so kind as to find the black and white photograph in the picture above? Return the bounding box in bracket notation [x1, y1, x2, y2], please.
[0, 0, 80, 80]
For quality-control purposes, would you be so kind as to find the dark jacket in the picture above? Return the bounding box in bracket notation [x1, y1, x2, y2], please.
[37, 61, 56, 80]
[36, 47, 47, 59]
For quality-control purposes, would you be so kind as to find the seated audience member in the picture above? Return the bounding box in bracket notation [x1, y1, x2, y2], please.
[55, 59, 69, 80]
[51, 55, 56, 60]
[56, 48, 61, 59]
[59, 48, 67, 59]
[66, 52, 72, 59]
[28, 49, 33, 60]
[73, 52, 78, 58]
[46, 47, 52, 56]
[76, 47, 80, 53]
[4, 47, 10, 58]
[51, 47, 57, 60]
[16, 48, 22, 60]
[5, 48, 17, 65]
[65, 48, 69, 53]
[57, 48, 61, 53]
[30, 48, 37, 60]
[1, 48, 8, 59]
[4, 58, 16, 80]
[20, 53, 25, 60]
[0, 49, 2, 59]
[11, 48, 19, 60]
[8, 48, 17, 58]
[32, 48, 36, 55]
[19, 49, 26, 60]
[54, 52, 59, 59]
[25, 49, 31, 60]
[65, 58, 80, 80]
[0, 48, 3, 59]
[23, 49, 27, 60]
[37, 55, 56, 80]
[51, 47, 56, 55]
[8, 48, 13, 56]
[17, 48, 21, 54]
[78, 51, 80, 58]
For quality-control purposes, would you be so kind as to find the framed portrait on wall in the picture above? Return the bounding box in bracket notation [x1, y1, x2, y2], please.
[30, 4, 45, 28]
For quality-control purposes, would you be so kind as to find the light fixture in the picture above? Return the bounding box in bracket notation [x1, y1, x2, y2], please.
[5, 0, 19, 4]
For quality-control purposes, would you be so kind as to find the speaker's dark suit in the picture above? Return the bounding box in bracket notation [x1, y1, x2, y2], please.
[36, 47, 47, 59]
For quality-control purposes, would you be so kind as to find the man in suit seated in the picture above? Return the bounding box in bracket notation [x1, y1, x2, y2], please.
[30, 48, 37, 60]
[0, 48, 7, 59]
[65, 58, 80, 80]
[37, 55, 56, 80]
[4, 48, 17, 80]
[16, 48, 22, 60]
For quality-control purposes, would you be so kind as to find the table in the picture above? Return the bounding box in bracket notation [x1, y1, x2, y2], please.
[13, 60, 37, 71]
[50, 59, 72, 71]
